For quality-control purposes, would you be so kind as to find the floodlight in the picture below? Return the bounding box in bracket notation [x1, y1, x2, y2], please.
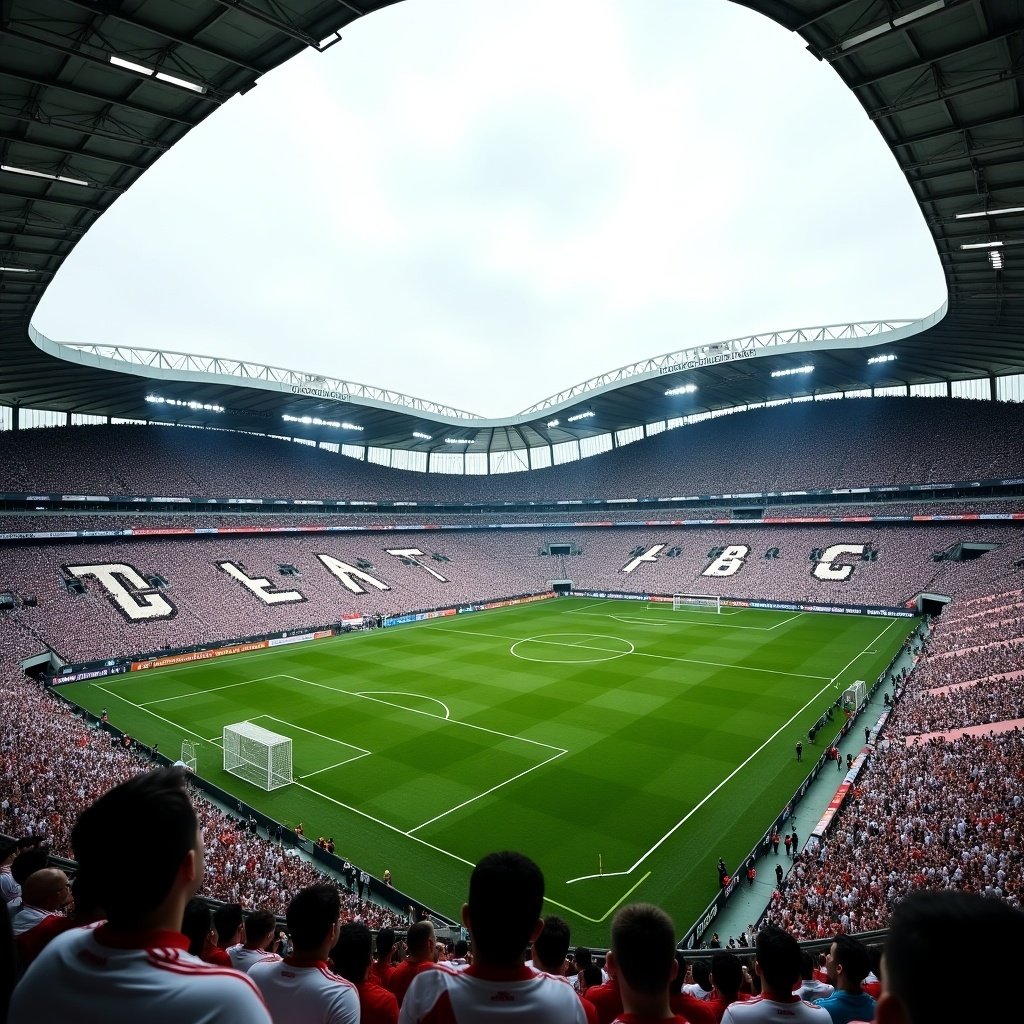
[1, 164, 90, 187]
[665, 384, 698, 396]
[956, 207, 1024, 220]
[770, 365, 814, 378]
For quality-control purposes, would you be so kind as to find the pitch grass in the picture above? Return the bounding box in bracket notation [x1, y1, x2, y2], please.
[60, 597, 918, 945]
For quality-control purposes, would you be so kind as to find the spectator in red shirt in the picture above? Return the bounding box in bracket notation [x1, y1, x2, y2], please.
[369, 927, 398, 989]
[387, 919, 436, 1005]
[332, 920, 399, 1024]
[205, 904, 242, 967]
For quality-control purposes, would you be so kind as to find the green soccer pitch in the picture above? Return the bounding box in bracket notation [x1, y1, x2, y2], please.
[59, 597, 918, 945]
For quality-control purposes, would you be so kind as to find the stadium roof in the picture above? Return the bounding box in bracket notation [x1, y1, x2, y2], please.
[1, 0, 1022, 453]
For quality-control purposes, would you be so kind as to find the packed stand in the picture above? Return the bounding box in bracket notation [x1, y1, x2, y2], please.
[3, 396, 1024, 502]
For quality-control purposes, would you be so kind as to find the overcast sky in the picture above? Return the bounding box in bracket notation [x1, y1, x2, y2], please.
[35, 0, 946, 417]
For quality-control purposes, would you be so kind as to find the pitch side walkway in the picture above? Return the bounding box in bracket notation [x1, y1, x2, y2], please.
[704, 642, 919, 949]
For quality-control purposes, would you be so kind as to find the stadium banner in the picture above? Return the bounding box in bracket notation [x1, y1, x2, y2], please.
[267, 630, 334, 648]
[385, 591, 553, 628]
[810, 747, 871, 840]
[49, 664, 129, 685]
[2, 512, 1024, 544]
[131, 639, 269, 671]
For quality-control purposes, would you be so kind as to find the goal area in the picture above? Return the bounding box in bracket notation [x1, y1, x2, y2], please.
[672, 593, 722, 614]
[842, 680, 868, 713]
[223, 722, 293, 791]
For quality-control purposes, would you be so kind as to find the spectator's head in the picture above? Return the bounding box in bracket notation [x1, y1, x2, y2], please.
[287, 884, 341, 955]
[532, 915, 571, 974]
[0, 840, 15, 868]
[71, 767, 201, 930]
[582, 963, 604, 989]
[181, 898, 214, 957]
[406, 919, 436, 959]
[711, 950, 743, 1001]
[21, 868, 71, 913]
[10, 849, 48, 889]
[800, 950, 816, 981]
[213, 903, 244, 947]
[243, 909, 278, 950]
[754, 925, 802, 998]
[453, 939, 469, 960]
[669, 952, 686, 996]
[331, 921, 372, 983]
[375, 926, 395, 960]
[691, 958, 712, 992]
[877, 892, 1024, 1024]
[827, 935, 871, 991]
[609, 904, 677, 1017]
[463, 851, 544, 967]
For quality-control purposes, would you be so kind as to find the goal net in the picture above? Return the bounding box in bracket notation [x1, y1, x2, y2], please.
[223, 722, 293, 791]
[842, 680, 868, 713]
[672, 593, 721, 614]
[180, 740, 197, 774]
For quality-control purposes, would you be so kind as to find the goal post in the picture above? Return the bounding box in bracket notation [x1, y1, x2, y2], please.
[672, 593, 722, 614]
[842, 680, 868, 713]
[223, 722, 293, 791]
[180, 740, 197, 774]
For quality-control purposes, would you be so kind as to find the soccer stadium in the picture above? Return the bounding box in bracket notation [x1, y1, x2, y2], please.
[2, 0, 1023, 1020]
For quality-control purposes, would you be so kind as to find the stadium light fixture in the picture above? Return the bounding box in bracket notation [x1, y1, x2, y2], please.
[956, 207, 1024, 220]
[444, 438, 474, 444]
[664, 384, 698, 396]
[147, 395, 224, 412]
[546, 419, 560, 428]
[340, 422, 363, 431]
[867, 354, 897, 364]
[412, 431, 432, 440]
[1, 164, 90, 187]
[567, 410, 595, 422]
[960, 241, 1004, 250]
[108, 54, 207, 94]
[770, 365, 814, 378]
[839, 0, 945, 50]
[0, 265, 35, 273]
[990, 251, 1004, 270]
[283, 414, 341, 428]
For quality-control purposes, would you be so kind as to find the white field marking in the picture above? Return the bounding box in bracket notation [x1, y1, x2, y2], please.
[298, 753, 370, 780]
[564, 616, 907, 885]
[94, 676, 603, 918]
[509, 633, 634, 666]
[546, 871, 653, 925]
[139, 674, 286, 706]
[609, 612, 782, 630]
[829, 618, 903, 685]
[407, 747, 566, 834]
[429, 624, 830, 680]
[257, 714, 370, 757]
[278, 675, 566, 754]
[94, 683, 213, 747]
[766, 612, 805, 630]
[355, 692, 451, 719]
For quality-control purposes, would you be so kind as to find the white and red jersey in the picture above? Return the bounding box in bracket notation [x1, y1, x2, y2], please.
[248, 954, 359, 1024]
[228, 943, 281, 973]
[398, 963, 588, 1024]
[8, 923, 270, 1024]
[722, 994, 831, 1024]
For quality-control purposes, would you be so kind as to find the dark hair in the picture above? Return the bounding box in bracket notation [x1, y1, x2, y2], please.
[181, 898, 213, 956]
[831, 935, 871, 986]
[376, 927, 396, 959]
[453, 939, 469, 958]
[406, 919, 435, 956]
[884, 892, 1024, 1024]
[467, 851, 544, 965]
[244, 909, 278, 947]
[286, 885, 340, 951]
[691, 959, 712, 991]
[582, 963, 604, 988]
[754, 925, 802, 996]
[711, 951, 743, 999]
[533, 916, 571, 972]
[213, 903, 244, 946]
[332, 921, 372, 982]
[71, 768, 198, 928]
[800, 950, 815, 980]
[576, 947, 593, 970]
[10, 849, 48, 887]
[611, 904, 677, 995]
[670, 952, 686, 996]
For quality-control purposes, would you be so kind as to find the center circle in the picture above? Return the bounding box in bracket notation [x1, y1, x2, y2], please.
[509, 633, 635, 665]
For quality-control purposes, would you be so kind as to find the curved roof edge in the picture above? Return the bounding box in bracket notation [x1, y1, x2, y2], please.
[29, 309, 941, 428]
